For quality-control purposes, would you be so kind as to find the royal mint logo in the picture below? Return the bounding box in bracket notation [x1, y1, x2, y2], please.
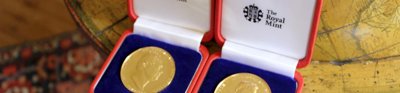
[243, 4, 286, 29]
[243, 4, 263, 23]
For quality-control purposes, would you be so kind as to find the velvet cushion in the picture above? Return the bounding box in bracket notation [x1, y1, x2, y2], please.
[94, 34, 202, 93]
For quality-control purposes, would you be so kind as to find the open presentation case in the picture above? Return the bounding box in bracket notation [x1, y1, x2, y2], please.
[90, 0, 215, 92]
[195, 0, 322, 93]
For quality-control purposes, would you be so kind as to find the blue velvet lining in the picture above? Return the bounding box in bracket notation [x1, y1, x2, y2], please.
[94, 34, 202, 93]
[199, 58, 296, 93]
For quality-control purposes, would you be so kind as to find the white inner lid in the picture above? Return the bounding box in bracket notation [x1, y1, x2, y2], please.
[134, 0, 210, 32]
[133, 0, 211, 51]
[221, 0, 317, 59]
[134, 18, 204, 51]
[222, 41, 299, 77]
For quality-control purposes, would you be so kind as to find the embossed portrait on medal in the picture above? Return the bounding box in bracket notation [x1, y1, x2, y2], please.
[120, 47, 175, 92]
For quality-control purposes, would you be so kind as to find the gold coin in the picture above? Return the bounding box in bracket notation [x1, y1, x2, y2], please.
[120, 46, 175, 92]
[214, 73, 271, 93]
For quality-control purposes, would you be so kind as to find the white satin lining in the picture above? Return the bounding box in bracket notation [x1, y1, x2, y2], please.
[134, 18, 204, 52]
[221, 41, 298, 78]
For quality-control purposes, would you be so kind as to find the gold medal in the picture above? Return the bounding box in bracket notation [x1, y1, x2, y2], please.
[214, 73, 271, 93]
[120, 46, 175, 92]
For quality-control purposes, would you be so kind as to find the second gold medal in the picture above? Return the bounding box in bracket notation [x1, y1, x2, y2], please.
[214, 73, 271, 93]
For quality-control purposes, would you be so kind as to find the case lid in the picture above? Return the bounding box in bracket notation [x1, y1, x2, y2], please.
[134, 0, 210, 32]
[129, 0, 212, 51]
[217, 0, 322, 77]
[219, 0, 319, 60]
